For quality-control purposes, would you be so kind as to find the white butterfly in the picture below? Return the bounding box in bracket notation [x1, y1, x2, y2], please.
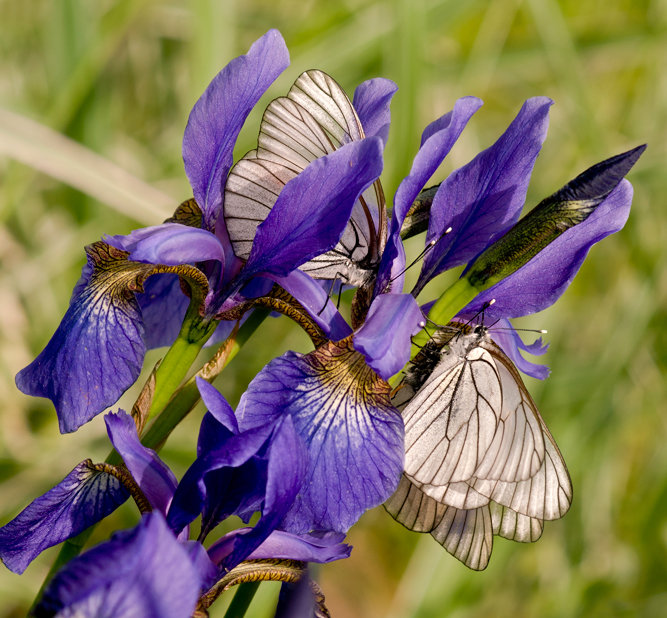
[385, 323, 572, 570]
[224, 70, 387, 288]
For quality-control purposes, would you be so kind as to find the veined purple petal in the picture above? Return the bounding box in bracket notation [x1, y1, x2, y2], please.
[463, 180, 633, 320]
[36, 512, 201, 618]
[0, 461, 127, 574]
[183, 30, 289, 229]
[219, 416, 307, 571]
[241, 137, 384, 281]
[415, 97, 552, 294]
[189, 382, 267, 538]
[105, 223, 226, 266]
[208, 529, 351, 565]
[273, 270, 353, 341]
[105, 411, 178, 515]
[374, 97, 483, 296]
[353, 293, 423, 379]
[16, 246, 147, 433]
[353, 78, 398, 145]
[237, 341, 404, 533]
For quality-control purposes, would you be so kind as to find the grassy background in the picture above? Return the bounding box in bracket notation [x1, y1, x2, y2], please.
[1, 0, 665, 616]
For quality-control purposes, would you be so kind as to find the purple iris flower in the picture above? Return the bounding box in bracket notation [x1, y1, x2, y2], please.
[14, 30, 384, 434]
[27, 395, 350, 616]
[34, 512, 207, 618]
[0, 404, 349, 586]
[410, 106, 643, 376]
[211, 87, 490, 537]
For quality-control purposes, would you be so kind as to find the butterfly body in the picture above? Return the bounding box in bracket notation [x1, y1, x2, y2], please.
[386, 323, 572, 570]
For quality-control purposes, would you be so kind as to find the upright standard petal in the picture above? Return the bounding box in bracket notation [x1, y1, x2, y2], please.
[183, 29, 290, 229]
[374, 97, 483, 295]
[240, 137, 384, 281]
[353, 78, 398, 145]
[105, 411, 178, 515]
[36, 512, 201, 618]
[414, 97, 552, 294]
[463, 180, 633, 319]
[0, 461, 127, 574]
[166, 418, 276, 536]
[15, 243, 209, 432]
[236, 340, 404, 533]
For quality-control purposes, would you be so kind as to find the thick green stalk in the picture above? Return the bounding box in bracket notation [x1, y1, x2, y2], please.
[223, 582, 261, 618]
[147, 308, 217, 420]
[411, 277, 479, 351]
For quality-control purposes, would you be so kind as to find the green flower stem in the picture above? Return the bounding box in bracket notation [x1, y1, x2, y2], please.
[30, 309, 269, 612]
[223, 582, 261, 618]
[142, 308, 270, 451]
[147, 309, 217, 420]
[411, 277, 479, 351]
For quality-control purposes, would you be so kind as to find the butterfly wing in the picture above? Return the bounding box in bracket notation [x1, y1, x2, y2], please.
[402, 334, 545, 492]
[470, 340, 573, 521]
[387, 326, 571, 569]
[385, 475, 494, 570]
[224, 70, 386, 285]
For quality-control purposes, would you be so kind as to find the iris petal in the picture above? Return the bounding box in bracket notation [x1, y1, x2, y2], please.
[15, 242, 209, 432]
[105, 411, 178, 515]
[0, 461, 127, 574]
[36, 512, 201, 618]
[463, 180, 633, 319]
[106, 223, 226, 265]
[183, 29, 290, 229]
[166, 423, 273, 536]
[354, 293, 423, 379]
[273, 270, 353, 341]
[16, 245, 148, 433]
[353, 78, 398, 145]
[375, 97, 483, 295]
[415, 97, 552, 294]
[218, 416, 307, 572]
[237, 341, 404, 533]
[137, 275, 190, 349]
[208, 529, 351, 565]
[241, 137, 384, 281]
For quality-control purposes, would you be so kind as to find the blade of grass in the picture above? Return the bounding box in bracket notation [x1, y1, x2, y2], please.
[0, 108, 173, 223]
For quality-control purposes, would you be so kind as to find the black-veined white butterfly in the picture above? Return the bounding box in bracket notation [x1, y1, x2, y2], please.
[385, 322, 572, 570]
[224, 70, 387, 288]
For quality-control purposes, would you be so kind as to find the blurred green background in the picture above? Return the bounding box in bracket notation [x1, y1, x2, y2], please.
[0, 0, 665, 616]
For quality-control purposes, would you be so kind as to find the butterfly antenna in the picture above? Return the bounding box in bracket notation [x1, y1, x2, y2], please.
[462, 298, 496, 331]
[389, 227, 453, 283]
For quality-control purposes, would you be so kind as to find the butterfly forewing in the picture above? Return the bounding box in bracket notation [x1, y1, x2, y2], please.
[472, 341, 545, 482]
[224, 69, 386, 286]
[402, 339, 500, 487]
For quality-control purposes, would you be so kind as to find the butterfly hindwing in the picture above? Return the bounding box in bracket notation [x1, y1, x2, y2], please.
[385, 474, 494, 570]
